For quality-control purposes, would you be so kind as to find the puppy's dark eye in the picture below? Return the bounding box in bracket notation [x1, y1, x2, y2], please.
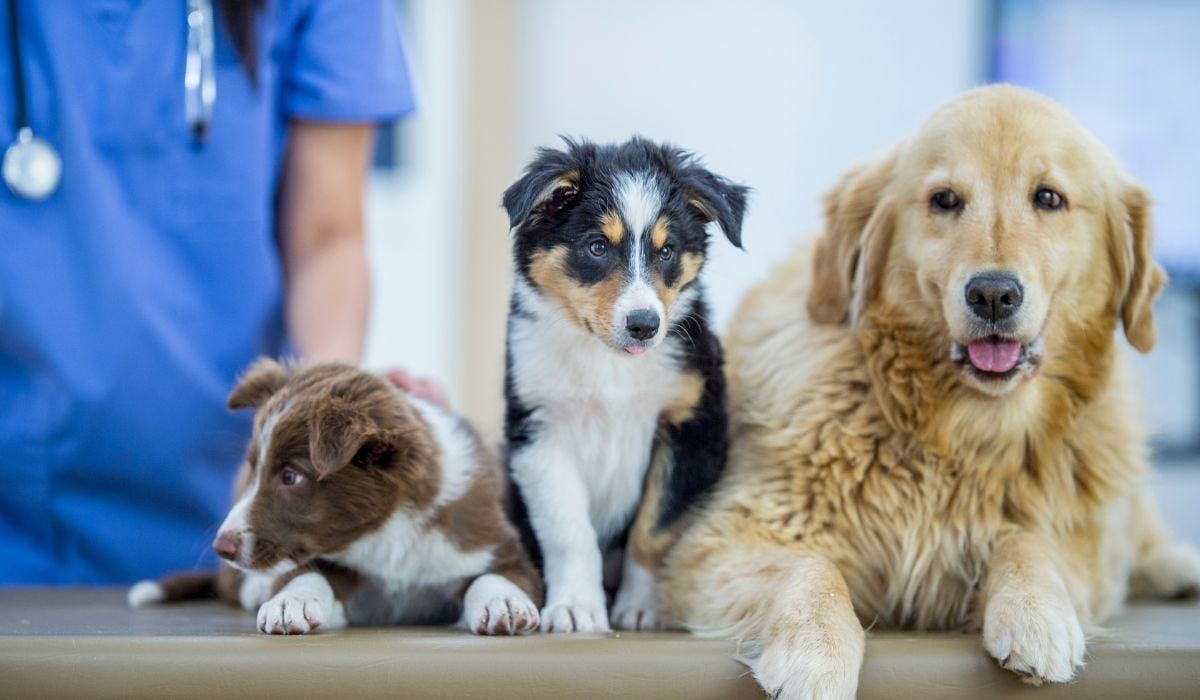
[659, 244, 674, 261]
[1033, 188, 1065, 211]
[931, 190, 962, 212]
[587, 239, 608, 257]
[280, 468, 305, 487]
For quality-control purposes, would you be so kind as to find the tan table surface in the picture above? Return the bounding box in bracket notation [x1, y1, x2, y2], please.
[0, 587, 1197, 699]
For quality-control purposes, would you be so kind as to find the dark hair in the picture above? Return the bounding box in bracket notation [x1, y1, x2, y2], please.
[219, 0, 264, 82]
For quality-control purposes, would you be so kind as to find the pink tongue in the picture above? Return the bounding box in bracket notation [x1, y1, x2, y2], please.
[625, 346, 646, 356]
[967, 340, 1021, 373]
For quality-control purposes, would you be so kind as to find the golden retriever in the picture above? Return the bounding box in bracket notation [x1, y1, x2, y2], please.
[660, 85, 1200, 697]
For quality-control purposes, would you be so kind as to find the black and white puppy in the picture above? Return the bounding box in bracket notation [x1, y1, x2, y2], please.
[502, 137, 747, 632]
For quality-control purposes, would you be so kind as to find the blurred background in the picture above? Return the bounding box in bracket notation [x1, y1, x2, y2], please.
[362, 1, 1200, 533]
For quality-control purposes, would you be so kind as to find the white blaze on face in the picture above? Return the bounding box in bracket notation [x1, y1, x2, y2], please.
[216, 402, 288, 567]
[613, 172, 666, 348]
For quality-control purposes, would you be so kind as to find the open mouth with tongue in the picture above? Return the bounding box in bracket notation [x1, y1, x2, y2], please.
[951, 335, 1043, 382]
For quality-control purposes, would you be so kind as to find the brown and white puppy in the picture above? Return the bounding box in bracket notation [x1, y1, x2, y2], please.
[129, 359, 543, 635]
[661, 85, 1200, 697]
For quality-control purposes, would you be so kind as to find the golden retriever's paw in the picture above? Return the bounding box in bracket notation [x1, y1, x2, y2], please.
[1136, 540, 1200, 599]
[983, 588, 1085, 684]
[751, 628, 863, 699]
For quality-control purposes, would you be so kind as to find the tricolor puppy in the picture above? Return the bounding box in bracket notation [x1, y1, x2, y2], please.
[129, 359, 543, 635]
[502, 137, 747, 632]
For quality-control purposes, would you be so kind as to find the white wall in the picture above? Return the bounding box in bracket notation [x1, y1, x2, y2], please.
[363, 1, 467, 391]
[517, 0, 988, 329]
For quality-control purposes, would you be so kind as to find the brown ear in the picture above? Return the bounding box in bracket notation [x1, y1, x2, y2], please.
[1110, 184, 1166, 353]
[228, 358, 289, 411]
[807, 148, 899, 325]
[309, 401, 378, 478]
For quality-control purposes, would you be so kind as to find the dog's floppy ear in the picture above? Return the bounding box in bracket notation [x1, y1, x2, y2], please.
[228, 358, 289, 411]
[807, 148, 899, 325]
[502, 139, 588, 230]
[1109, 183, 1166, 353]
[677, 159, 749, 249]
[309, 400, 377, 479]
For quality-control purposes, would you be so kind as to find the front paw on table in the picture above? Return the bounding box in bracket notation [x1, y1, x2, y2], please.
[257, 592, 328, 635]
[540, 602, 611, 633]
[983, 588, 1085, 684]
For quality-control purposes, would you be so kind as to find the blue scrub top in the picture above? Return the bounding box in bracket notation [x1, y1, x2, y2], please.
[0, 1, 414, 583]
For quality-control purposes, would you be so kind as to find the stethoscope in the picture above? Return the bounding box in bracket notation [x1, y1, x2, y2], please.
[3, 0, 216, 201]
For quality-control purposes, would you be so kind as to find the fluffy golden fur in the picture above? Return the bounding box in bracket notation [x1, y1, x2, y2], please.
[661, 85, 1200, 697]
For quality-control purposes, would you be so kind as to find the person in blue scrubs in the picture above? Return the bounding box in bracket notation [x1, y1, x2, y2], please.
[0, 1, 414, 583]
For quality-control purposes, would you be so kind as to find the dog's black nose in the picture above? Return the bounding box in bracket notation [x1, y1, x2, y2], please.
[965, 273, 1023, 322]
[626, 309, 660, 341]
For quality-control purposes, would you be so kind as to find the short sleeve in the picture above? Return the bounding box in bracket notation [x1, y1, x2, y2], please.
[281, 0, 415, 123]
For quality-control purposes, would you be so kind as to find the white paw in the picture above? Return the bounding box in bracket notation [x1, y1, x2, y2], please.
[255, 572, 343, 635]
[1137, 540, 1200, 599]
[611, 604, 659, 631]
[540, 601, 611, 633]
[984, 587, 1085, 684]
[462, 574, 540, 635]
[257, 592, 327, 635]
[612, 560, 661, 631]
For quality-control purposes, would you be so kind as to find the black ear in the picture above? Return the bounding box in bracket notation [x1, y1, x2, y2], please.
[502, 139, 589, 230]
[677, 160, 749, 249]
[228, 357, 289, 411]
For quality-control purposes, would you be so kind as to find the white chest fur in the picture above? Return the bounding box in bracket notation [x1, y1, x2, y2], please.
[509, 280, 684, 540]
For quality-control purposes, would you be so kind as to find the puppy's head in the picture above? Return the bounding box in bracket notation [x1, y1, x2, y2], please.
[213, 359, 437, 575]
[504, 136, 748, 355]
[808, 84, 1164, 397]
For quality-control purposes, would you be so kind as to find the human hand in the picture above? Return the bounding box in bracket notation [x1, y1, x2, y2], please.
[383, 368, 449, 409]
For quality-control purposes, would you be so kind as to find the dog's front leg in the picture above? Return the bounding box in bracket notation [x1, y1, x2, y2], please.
[663, 526, 864, 699]
[510, 443, 609, 633]
[256, 569, 347, 635]
[982, 532, 1085, 684]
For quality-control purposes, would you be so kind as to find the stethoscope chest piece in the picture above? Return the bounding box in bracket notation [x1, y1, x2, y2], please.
[3, 126, 61, 200]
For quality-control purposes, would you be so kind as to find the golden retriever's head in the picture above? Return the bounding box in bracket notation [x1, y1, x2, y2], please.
[808, 84, 1165, 398]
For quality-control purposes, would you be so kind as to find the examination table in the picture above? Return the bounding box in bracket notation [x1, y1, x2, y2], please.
[1, 588, 1197, 698]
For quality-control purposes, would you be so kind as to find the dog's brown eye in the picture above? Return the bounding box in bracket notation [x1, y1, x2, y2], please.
[587, 239, 608, 257]
[659, 244, 673, 261]
[1033, 188, 1065, 211]
[931, 190, 962, 212]
[280, 468, 305, 487]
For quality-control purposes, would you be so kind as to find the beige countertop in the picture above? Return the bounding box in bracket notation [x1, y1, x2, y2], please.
[1, 588, 1197, 698]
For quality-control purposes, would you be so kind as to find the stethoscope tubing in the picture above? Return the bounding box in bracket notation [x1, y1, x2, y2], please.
[6, 0, 28, 132]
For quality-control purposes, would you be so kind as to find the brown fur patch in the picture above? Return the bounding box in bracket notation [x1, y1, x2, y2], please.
[427, 419, 544, 606]
[654, 251, 704, 311]
[650, 215, 671, 250]
[626, 443, 679, 572]
[599, 210, 625, 245]
[528, 246, 623, 339]
[661, 371, 705, 426]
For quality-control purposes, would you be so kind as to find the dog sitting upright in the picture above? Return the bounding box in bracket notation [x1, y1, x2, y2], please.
[129, 359, 543, 635]
[502, 137, 747, 632]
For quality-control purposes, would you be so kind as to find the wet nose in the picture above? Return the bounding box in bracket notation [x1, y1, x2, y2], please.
[213, 532, 242, 561]
[625, 309, 660, 341]
[965, 273, 1023, 322]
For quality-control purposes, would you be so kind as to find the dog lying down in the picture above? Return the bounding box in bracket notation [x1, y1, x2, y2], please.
[129, 359, 543, 635]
